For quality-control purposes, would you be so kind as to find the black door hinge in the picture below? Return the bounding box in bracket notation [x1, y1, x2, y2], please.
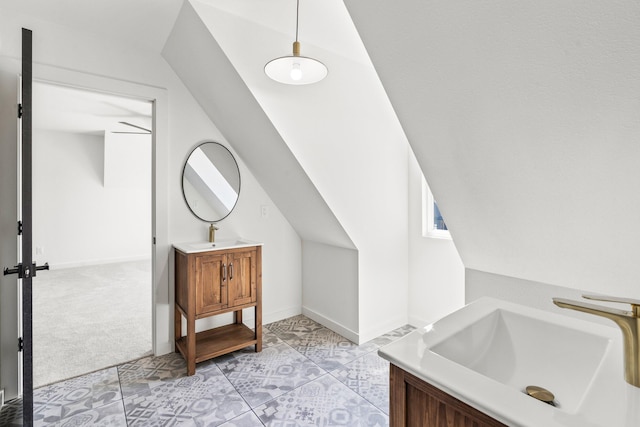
[18, 221, 23, 235]
[18, 103, 23, 119]
[18, 337, 23, 352]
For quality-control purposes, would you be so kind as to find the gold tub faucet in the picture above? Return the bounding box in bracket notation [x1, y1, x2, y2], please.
[553, 294, 640, 387]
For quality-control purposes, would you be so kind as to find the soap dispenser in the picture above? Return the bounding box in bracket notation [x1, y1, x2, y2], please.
[208, 224, 218, 243]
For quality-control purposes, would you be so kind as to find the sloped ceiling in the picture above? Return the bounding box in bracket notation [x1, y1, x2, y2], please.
[183, 0, 409, 250]
[345, 0, 640, 297]
[162, 2, 355, 248]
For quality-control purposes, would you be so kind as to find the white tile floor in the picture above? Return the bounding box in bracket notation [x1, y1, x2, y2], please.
[0, 315, 414, 426]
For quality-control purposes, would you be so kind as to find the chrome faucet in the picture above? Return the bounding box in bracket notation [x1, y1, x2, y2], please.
[552, 294, 640, 387]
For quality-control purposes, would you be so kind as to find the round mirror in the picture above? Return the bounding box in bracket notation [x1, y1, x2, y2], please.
[182, 142, 241, 222]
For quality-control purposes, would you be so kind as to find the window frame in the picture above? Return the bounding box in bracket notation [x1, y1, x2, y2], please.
[421, 177, 451, 240]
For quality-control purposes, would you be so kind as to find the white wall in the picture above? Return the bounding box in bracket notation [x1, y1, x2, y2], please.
[465, 269, 620, 328]
[162, 28, 303, 330]
[0, 7, 301, 400]
[171, 0, 412, 343]
[33, 130, 151, 268]
[408, 153, 465, 326]
[302, 241, 359, 341]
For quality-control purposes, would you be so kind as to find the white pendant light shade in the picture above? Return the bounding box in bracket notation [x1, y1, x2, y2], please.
[265, 43, 328, 85]
[265, 1, 327, 85]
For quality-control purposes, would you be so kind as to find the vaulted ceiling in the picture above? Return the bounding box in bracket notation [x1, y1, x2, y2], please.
[344, 0, 640, 297]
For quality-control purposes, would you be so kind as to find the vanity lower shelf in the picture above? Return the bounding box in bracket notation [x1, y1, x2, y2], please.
[175, 323, 257, 364]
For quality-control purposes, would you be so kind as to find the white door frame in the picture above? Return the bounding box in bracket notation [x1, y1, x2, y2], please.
[1, 63, 171, 401]
[28, 65, 171, 358]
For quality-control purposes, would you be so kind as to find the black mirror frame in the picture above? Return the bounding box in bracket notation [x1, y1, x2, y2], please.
[181, 141, 241, 223]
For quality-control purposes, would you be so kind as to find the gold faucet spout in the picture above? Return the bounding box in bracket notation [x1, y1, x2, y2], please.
[552, 298, 635, 323]
[552, 295, 640, 387]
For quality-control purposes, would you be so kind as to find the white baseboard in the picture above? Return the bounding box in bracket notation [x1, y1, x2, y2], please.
[50, 255, 151, 270]
[155, 341, 173, 356]
[263, 306, 302, 325]
[358, 315, 408, 344]
[302, 306, 360, 344]
[236, 306, 302, 327]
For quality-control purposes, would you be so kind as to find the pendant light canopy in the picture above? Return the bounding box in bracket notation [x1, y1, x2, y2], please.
[264, 0, 327, 85]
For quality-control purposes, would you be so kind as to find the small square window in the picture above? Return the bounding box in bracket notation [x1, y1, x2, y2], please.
[422, 177, 451, 239]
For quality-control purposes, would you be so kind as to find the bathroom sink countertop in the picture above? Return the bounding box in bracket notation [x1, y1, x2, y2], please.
[379, 297, 640, 427]
[173, 239, 262, 254]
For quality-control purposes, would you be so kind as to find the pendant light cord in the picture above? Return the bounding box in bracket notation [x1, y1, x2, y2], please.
[264, 0, 327, 84]
[295, 0, 300, 42]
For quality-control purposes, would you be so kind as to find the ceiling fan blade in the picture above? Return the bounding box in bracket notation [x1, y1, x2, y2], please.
[118, 121, 152, 133]
[111, 131, 151, 134]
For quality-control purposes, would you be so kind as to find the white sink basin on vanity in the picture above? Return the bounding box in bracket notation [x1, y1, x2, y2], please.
[379, 297, 640, 427]
[173, 239, 260, 253]
[173, 239, 263, 376]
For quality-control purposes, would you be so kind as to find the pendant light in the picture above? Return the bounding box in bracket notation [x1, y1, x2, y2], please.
[264, 0, 328, 85]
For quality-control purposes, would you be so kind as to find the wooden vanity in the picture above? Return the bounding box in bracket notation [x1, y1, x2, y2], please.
[390, 364, 506, 427]
[174, 241, 262, 375]
[381, 298, 640, 427]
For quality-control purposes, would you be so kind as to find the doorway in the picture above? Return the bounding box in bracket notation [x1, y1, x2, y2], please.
[31, 82, 153, 387]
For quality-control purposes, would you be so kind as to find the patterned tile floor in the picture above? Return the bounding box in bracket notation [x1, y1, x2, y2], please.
[0, 315, 414, 426]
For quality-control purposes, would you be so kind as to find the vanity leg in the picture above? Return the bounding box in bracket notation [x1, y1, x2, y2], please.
[235, 310, 243, 325]
[186, 313, 196, 376]
[255, 304, 262, 352]
[174, 307, 182, 353]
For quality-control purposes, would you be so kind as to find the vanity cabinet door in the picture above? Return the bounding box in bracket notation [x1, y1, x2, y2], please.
[390, 365, 507, 427]
[227, 248, 258, 308]
[195, 253, 228, 314]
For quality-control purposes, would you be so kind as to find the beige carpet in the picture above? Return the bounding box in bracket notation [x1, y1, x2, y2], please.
[33, 260, 152, 388]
